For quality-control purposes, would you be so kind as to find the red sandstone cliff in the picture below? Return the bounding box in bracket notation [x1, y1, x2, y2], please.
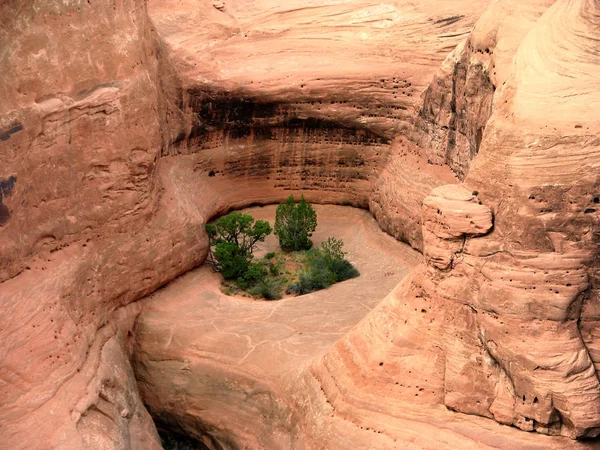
[1, 0, 599, 448]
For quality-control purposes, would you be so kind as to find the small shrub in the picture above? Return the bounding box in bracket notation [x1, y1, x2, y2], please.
[236, 277, 249, 290]
[320, 237, 346, 262]
[244, 262, 268, 283]
[328, 258, 360, 282]
[288, 238, 359, 295]
[265, 251, 277, 260]
[286, 283, 300, 295]
[269, 262, 280, 276]
[263, 278, 284, 300]
[302, 247, 321, 262]
[296, 266, 336, 294]
[249, 278, 283, 300]
[223, 286, 236, 296]
[237, 262, 268, 289]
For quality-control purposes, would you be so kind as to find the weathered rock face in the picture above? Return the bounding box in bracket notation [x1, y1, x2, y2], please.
[310, 0, 600, 442]
[0, 0, 219, 448]
[369, 0, 561, 251]
[0, 0, 165, 283]
[416, 0, 558, 180]
[148, 0, 491, 243]
[421, 185, 493, 269]
[0, 0, 163, 448]
[2, 0, 600, 448]
[459, 0, 600, 436]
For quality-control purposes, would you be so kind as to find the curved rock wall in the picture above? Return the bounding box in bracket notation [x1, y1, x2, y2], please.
[148, 0, 492, 248]
[463, 0, 600, 436]
[310, 0, 600, 441]
[0, 1, 179, 448]
[2, 0, 600, 448]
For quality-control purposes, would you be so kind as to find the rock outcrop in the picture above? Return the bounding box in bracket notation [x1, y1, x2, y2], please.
[462, 0, 600, 436]
[1, 0, 600, 448]
[1, 1, 165, 448]
[310, 0, 600, 442]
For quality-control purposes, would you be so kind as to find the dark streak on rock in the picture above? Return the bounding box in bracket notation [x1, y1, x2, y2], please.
[0, 203, 9, 226]
[183, 88, 390, 147]
[0, 175, 17, 226]
[0, 122, 24, 141]
[0, 175, 17, 199]
[434, 15, 464, 26]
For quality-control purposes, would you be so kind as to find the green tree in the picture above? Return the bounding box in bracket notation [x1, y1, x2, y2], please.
[206, 212, 272, 279]
[274, 195, 317, 251]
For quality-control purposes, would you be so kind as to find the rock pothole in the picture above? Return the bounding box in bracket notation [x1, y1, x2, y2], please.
[133, 204, 422, 448]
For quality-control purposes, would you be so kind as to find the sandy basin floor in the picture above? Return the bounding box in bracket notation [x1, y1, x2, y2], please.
[136, 205, 422, 378]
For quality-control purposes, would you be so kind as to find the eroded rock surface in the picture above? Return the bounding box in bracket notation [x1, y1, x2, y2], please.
[149, 0, 492, 244]
[134, 205, 422, 448]
[1, 0, 600, 448]
[309, 0, 600, 442]
[135, 205, 590, 449]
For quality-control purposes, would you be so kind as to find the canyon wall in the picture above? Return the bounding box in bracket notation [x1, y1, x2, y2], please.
[0, 1, 208, 448]
[148, 0, 493, 249]
[310, 0, 600, 441]
[0, 1, 484, 447]
[1, 0, 600, 448]
[463, 0, 600, 435]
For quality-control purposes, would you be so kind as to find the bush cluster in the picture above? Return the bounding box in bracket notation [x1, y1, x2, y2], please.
[206, 200, 359, 300]
[287, 238, 359, 295]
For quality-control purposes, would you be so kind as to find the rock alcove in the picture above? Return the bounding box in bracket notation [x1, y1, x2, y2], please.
[1, 1, 600, 449]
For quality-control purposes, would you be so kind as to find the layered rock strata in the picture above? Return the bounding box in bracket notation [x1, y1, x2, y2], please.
[135, 205, 589, 448]
[1, 0, 600, 448]
[311, 0, 600, 441]
[148, 0, 494, 250]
